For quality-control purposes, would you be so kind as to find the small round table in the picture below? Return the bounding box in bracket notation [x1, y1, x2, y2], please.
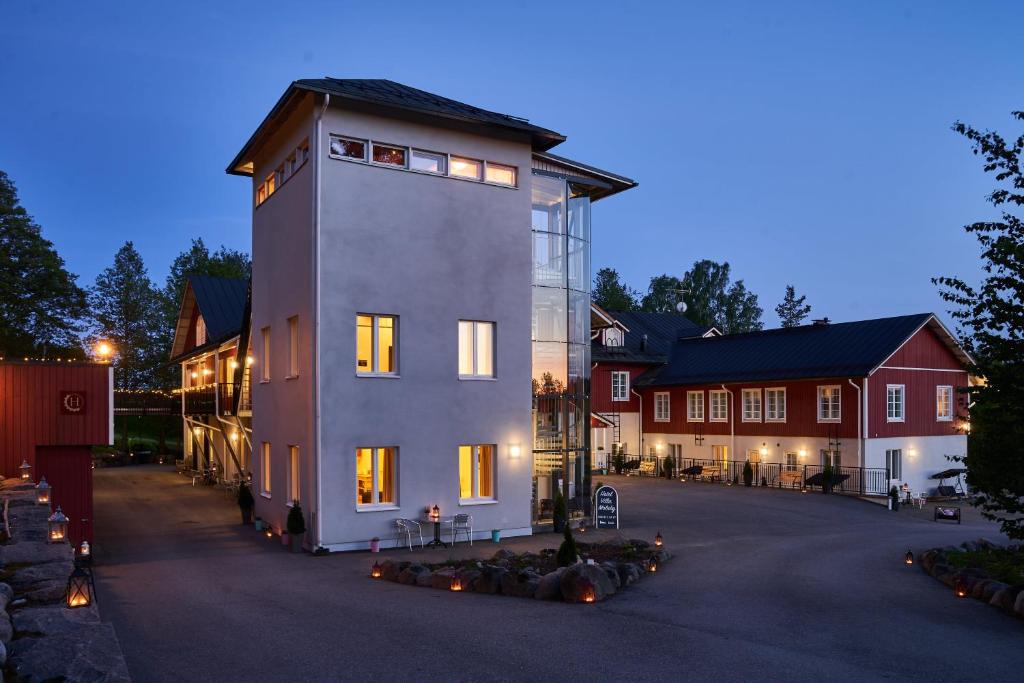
[421, 516, 449, 548]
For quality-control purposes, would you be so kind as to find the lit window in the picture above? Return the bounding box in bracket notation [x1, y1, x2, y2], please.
[410, 149, 447, 175]
[611, 371, 629, 402]
[288, 446, 300, 504]
[742, 389, 762, 422]
[330, 135, 367, 161]
[459, 445, 495, 501]
[356, 314, 398, 375]
[356, 447, 397, 507]
[886, 449, 902, 480]
[710, 390, 728, 422]
[687, 391, 704, 421]
[195, 315, 207, 346]
[450, 156, 482, 180]
[265, 172, 275, 195]
[260, 442, 271, 497]
[372, 143, 406, 167]
[818, 385, 841, 422]
[485, 162, 517, 187]
[654, 392, 671, 422]
[458, 320, 495, 378]
[936, 385, 953, 421]
[887, 385, 905, 422]
[765, 388, 786, 421]
[287, 316, 299, 378]
[260, 327, 271, 382]
[785, 452, 798, 471]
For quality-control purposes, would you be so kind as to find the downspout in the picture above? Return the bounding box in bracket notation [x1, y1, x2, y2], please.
[313, 93, 329, 549]
[847, 379, 862, 467]
[631, 388, 643, 457]
[720, 385, 734, 463]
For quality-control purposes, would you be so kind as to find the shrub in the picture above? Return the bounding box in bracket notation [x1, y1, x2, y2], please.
[287, 502, 306, 536]
[237, 483, 255, 509]
[556, 525, 579, 567]
[822, 465, 834, 493]
[553, 490, 567, 527]
[760, 476, 768, 487]
[612, 453, 626, 474]
[743, 461, 754, 487]
[662, 455, 675, 479]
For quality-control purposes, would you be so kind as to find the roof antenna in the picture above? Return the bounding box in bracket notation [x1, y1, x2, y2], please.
[812, 317, 831, 326]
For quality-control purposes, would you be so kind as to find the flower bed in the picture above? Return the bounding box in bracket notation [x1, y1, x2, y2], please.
[371, 540, 672, 603]
[918, 538, 1024, 618]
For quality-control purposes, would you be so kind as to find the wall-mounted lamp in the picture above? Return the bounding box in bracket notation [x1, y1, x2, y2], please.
[508, 443, 521, 459]
[799, 449, 807, 459]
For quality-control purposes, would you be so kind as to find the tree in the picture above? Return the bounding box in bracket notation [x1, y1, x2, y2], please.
[0, 171, 87, 358]
[640, 274, 684, 314]
[934, 111, 1024, 540]
[592, 267, 639, 311]
[775, 285, 812, 327]
[642, 260, 764, 333]
[89, 241, 162, 390]
[721, 279, 764, 334]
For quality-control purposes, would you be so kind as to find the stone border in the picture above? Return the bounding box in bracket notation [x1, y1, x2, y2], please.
[918, 539, 1024, 619]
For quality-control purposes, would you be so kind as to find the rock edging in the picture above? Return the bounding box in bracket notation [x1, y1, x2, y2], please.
[918, 538, 1024, 620]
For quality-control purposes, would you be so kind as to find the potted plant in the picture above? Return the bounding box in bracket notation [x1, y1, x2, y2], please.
[743, 461, 754, 487]
[821, 465, 834, 494]
[555, 524, 579, 567]
[287, 501, 306, 552]
[889, 485, 901, 511]
[254, 516, 264, 531]
[369, 536, 380, 553]
[553, 490, 567, 533]
[237, 483, 255, 525]
[612, 453, 625, 475]
[760, 476, 768, 487]
[662, 455, 675, 480]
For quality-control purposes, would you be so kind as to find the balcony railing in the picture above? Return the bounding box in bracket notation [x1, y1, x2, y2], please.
[181, 381, 252, 416]
[183, 386, 216, 415]
[218, 382, 251, 415]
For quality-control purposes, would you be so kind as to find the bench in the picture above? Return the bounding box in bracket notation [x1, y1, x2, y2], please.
[633, 460, 657, 477]
[778, 470, 802, 489]
[697, 466, 720, 482]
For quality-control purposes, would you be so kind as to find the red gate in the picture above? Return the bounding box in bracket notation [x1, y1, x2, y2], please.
[36, 445, 94, 546]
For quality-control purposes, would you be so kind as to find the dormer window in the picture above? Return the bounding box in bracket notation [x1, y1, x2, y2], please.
[603, 328, 623, 347]
[195, 315, 207, 346]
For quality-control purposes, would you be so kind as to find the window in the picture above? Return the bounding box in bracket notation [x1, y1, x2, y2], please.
[885, 448, 902, 480]
[256, 171, 276, 206]
[260, 442, 271, 497]
[785, 452, 798, 471]
[410, 149, 446, 175]
[887, 385, 905, 422]
[611, 371, 629, 402]
[821, 449, 841, 469]
[287, 316, 299, 378]
[356, 314, 397, 375]
[260, 327, 271, 382]
[687, 391, 704, 422]
[485, 162, 517, 187]
[765, 388, 786, 422]
[742, 389, 762, 422]
[275, 164, 285, 188]
[330, 135, 367, 161]
[654, 392, 671, 422]
[298, 140, 309, 164]
[287, 151, 297, 175]
[459, 444, 495, 501]
[371, 143, 406, 167]
[195, 315, 207, 346]
[356, 447, 397, 507]
[288, 446, 300, 504]
[710, 390, 728, 422]
[936, 385, 953, 421]
[450, 156, 483, 180]
[818, 385, 841, 422]
[458, 320, 495, 378]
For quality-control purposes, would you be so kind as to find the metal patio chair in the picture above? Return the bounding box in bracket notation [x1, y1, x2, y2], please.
[395, 518, 423, 551]
[449, 513, 473, 545]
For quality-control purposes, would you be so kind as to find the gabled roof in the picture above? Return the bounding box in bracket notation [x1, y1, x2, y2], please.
[637, 313, 967, 387]
[169, 276, 248, 361]
[228, 78, 565, 175]
[593, 310, 711, 364]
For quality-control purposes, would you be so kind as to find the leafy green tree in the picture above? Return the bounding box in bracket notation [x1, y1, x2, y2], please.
[775, 285, 812, 327]
[592, 267, 640, 311]
[934, 111, 1024, 540]
[643, 260, 763, 333]
[0, 171, 87, 358]
[721, 279, 764, 334]
[640, 274, 684, 314]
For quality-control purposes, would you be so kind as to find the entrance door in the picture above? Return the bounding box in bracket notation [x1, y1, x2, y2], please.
[785, 452, 798, 471]
[820, 449, 840, 468]
[712, 444, 728, 466]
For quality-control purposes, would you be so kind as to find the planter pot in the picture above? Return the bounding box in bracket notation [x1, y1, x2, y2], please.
[370, 539, 380, 553]
[281, 532, 290, 547]
[254, 519, 264, 531]
[491, 529, 501, 543]
[553, 518, 565, 533]
[290, 532, 304, 553]
[241, 508, 253, 525]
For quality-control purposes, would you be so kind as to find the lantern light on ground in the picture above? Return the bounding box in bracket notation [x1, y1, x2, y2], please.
[371, 561, 382, 579]
[954, 576, 968, 598]
[265, 527, 273, 539]
[655, 531, 663, 547]
[19, 459, 32, 480]
[905, 550, 914, 566]
[35, 477, 52, 505]
[430, 505, 440, 522]
[78, 540, 92, 564]
[581, 580, 596, 603]
[648, 556, 659, 573]
[48, 506, 69, 543]
[450, 576, 463, 591]
[66, 565, 93, 609]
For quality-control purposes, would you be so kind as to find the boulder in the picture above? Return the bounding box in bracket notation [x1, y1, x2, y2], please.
[430, 569, 456, 590]
[474, 566, 506, 594]
[600, 562, 622, 590]
[560, 563, 616, 603]
[989, 587, 1018, 612]
[415, 571, 434, 587]
[9, 607, 130, 682]
[0, 613, 12, 643]
[0, 583, 13, 610]
[380, 561, 405, 582]
[0, 640, 6, 668]
[491, 549, 516, 562]
[1015, 589, 1024, 617]
[455, 568, 482, 591]
[534, 568, 566, 600]
[616, 562, 641, 587]
[501, 570, 541, 598]
[982, 581, 1008, 602]
[971, 580, 992, 600]
[398, 564, 429, 585]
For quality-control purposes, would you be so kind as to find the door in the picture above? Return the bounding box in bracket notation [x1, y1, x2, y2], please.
[36, 446, 94, 546]
[712, 444, 728, 466]
[820, 449, 840, 469]
[785, 452, 798, 471]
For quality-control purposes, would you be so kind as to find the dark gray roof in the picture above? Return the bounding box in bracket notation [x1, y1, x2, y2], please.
[637, 313, 942, 386]
[189, 275, 248, 344]
[593, 311, 709, 364]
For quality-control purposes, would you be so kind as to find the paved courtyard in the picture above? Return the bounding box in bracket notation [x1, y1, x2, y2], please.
[92, 466, 1022, 682]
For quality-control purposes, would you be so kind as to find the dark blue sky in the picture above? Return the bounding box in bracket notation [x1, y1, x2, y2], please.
[2, 1, 1020, 327]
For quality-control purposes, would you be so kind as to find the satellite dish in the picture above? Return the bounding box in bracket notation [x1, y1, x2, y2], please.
[676, 301, 688, 313]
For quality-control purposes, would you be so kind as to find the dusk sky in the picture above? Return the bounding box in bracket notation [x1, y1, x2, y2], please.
[2, 1, 1021, 327]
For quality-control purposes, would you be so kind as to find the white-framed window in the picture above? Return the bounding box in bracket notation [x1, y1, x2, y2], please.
[687, 391, 704, 422]
[887, 384, 905, 422]
[742, 389, 762, 422]
[885, 448, 902, 480]
[356, 314, 398, 375]
[484, 162, 517, 187]
[709, 390, 728, 422]
[818, 385, 841, 422]
[450, 156, 483, 180]
[936, 385, 953, 421]
[297, 139, 309, 164]
[371, 142, 407, 168]
[654, 392, 671, 422]
[785, 452, 798, 471]
[458, 320, 495, 378]
[286, 151, 297, 175]
[459, 444, 495, 502]
[275, 163, 285, 189]
[288, 445, 300, 504]
[260, 327, 271, 382]
[603, 328, 623, 347]
[765, 388, 786, 422]
[356, 447, 397, 508]
[330, 135, 367, 161]
[287, 315, 299, 378]
[410, 149, 447, 175]
[611, 371, 629, 402]
[260, 442, 271, 497]
[821, 449, 841, 469]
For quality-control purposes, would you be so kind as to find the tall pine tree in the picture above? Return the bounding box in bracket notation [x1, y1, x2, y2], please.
[775, 285, 812, 327]
[592, 267, 640, 311]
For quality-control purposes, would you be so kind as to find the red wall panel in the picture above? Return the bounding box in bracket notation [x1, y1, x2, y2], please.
[882, 325, 963, 370]
[868, 368, 968, 438]
[592, 362, 654, 414]
[36, 445, 94, 545]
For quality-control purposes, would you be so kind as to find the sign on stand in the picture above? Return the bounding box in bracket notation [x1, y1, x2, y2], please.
[593, 485, 619, 529]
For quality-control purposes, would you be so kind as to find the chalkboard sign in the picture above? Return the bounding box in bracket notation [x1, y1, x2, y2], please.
[593, 485, 619, 529]
[934, 506, 961, 524]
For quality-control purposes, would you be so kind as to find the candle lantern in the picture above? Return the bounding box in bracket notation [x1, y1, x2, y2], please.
[581, 580, 596, 603]
[19, 459, 32, 481]
[904, 550, 914, 566]
[449, 575, 463, 592]
[370, 561, 383, 579]
[648, 556, 659, 573]
[655, 531, 664, 547]
[954, 576, 968, 598]
[35, 477, 52, 505]
[66, 565, 93, 608]
[48, 506, 69, 543]
[430, 505, 440, 522]
[78, 540, 92, 565]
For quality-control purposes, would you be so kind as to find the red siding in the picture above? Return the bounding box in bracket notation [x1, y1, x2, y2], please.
[36, 445, 94, 545]
[868, 368, 968, 438]
[592, 363, 655, 414]
[882, 325, 963, 370]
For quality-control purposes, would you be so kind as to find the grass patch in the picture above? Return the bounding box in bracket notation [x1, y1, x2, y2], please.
[947, 546, 1024, 585]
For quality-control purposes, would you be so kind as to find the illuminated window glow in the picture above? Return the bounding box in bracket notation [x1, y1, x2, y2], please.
[356, 314, 397, 375]
[458, 320, 494, 378]
[356, 447, 397, 506]
[485, 162, 516, 187]
[459, 444, 494, 501]
[450, 156, 483, 180]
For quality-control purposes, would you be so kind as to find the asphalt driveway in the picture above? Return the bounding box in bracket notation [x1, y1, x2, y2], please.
[92, 466, 1022, 682]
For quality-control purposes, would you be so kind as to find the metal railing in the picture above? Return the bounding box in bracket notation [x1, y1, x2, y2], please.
[113, 390, 179, 416]
[182, 386, 216, 415]
[217, 382, 251, 415]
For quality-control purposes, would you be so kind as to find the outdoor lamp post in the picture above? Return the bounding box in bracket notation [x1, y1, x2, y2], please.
[35, 477, 51, 505]
[905, 550, 914, 566]
[370, 561, 382, 579]
[48, 506, 69, 543]
[655, 531, 663, 547]
[66, 565, 93, 608]
[19, 459, 31, 481]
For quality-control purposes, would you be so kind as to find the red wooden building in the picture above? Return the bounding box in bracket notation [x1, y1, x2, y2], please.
[0, 360, 112, 545]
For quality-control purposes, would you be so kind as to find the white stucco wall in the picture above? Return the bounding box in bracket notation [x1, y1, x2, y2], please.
[864, 434, 967, 496]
